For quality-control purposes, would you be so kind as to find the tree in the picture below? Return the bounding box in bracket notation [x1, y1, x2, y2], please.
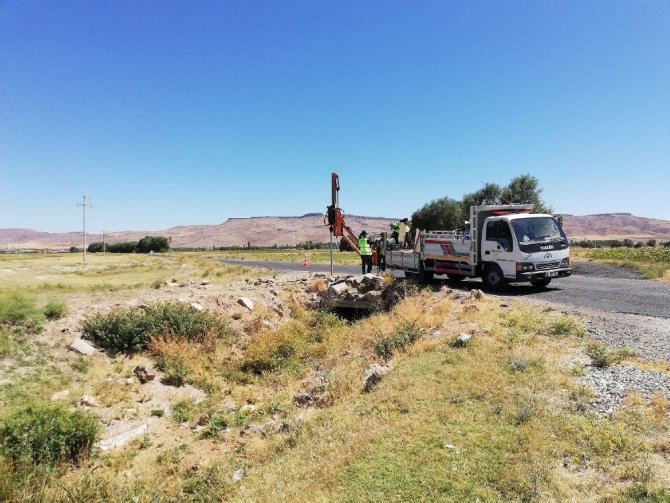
[137, 236, 169, 253]
[411, 197, 463, 231]
[411, 174, 553, 232]
[87, 242, 104, 253]
[500, 174, 552, 214]
[461, 183, 502, 222]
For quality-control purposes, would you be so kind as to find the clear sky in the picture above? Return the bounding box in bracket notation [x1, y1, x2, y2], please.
[1, 1, 669, 233]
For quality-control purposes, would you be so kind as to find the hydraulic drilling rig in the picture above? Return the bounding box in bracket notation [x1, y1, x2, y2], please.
[325, 172, 361, 255]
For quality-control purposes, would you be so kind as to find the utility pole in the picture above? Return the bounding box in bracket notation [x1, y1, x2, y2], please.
[78, 196, 92, 262]
[102, 230, 106, 256]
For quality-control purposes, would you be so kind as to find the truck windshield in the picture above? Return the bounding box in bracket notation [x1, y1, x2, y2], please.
[511, 217, 566, 244]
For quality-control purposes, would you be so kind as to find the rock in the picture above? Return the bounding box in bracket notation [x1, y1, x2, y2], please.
[232, 468, 244, 481]
[443, 444, 457, 450]
[190, 302, 204, 312]
[470, 289, 485, 300]
[166, 279, 178, 287]
[51, 389, 70, 401]
[134, 365, 156, 384]
[293, 393, 313, 407]
[98, 423, 149, 452]
[125, 377, 136, 385]
[499, 303, 510, 308]
[237, 297, 254, 311]
[70, 338, 95, 356]
[80, 395, 98, 407]
[363, 364, 390, 393]
[452, 333, 472, 347]
[200, 279, 210, 286]
[327, 283, 350, 295]
[61, 327, 70, 333]
[269, 288, 278, 296]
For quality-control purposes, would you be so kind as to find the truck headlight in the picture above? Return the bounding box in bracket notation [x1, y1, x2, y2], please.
[560, 258, 570, 268]
[516, 262, 535, 272]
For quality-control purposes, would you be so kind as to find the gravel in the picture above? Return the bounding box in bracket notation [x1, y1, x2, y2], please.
[578, 364, 670, 416]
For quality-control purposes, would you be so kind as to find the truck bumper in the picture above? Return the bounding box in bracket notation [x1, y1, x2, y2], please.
[515, 268, 573, 282]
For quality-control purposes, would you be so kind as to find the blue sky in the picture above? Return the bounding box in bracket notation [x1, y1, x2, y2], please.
[1, 1, 669, 233]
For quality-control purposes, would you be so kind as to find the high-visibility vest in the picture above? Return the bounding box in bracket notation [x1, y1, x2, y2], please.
[359, 237, 372, 256]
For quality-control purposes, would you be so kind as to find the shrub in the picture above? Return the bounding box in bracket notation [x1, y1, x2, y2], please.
[157, 354, 190, 386]
[374, 322, 423, 359]
[43, 300, 68, 320]
[82, 302, 234, 354]
[547, 315, 586, 338]
[0, 292, 45, 328]
[586, 342, 632, 368]
[0, 405, 100, 466]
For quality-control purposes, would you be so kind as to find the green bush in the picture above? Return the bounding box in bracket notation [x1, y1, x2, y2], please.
[586, 342, 632, 368]
[0, 405, 100, 466]
[0, 292, 45, 328]
[43, 300, 68, 320]
[157, 354, 190, 386]
[374, 322, 424, 359]
[81, 301, 234, 354]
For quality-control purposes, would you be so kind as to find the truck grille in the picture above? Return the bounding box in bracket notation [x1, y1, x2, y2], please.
[536, 261, 561, 271]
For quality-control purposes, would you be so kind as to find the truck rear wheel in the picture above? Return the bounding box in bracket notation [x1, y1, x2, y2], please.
[482, 264, 507, 292]
[418, 262, 434, 284]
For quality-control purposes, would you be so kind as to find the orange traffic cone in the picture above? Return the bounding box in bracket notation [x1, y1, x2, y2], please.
[303, 255, 309, 268]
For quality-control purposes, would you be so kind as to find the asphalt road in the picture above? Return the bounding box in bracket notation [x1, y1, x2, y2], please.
[223, 259, 670, 319]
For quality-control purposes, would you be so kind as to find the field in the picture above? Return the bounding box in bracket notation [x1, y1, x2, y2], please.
[571, 246, 670, 281]
[1, 252, 669, 502]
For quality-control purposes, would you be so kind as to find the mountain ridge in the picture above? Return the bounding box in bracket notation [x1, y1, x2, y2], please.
[2, 213, 669, 250]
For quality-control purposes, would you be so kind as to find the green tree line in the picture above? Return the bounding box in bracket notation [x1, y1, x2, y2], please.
[411, 174, 552, 231]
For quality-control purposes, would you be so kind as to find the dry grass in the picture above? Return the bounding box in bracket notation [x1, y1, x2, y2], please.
[2, 262, 670, 501]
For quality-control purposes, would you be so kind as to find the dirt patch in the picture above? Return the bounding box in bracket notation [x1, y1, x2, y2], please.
[571, 260, 642, 280]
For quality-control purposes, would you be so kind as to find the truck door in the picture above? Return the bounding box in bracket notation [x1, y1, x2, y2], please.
[481, 219, 517, 279]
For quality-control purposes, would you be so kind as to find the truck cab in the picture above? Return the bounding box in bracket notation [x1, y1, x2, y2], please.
[479, 212, 572, 290]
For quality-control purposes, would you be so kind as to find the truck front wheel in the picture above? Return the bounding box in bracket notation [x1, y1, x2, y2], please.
[482, 264, 507, 292]
[530, 278, 551, 288]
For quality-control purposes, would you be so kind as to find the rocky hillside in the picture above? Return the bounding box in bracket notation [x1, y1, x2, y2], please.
[1, 213, 669, 251]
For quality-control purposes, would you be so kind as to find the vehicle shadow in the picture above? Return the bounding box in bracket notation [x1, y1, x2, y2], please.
[425, 276, 563, 297]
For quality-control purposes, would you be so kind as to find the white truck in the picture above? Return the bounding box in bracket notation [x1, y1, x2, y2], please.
[381, 204, 573, 291]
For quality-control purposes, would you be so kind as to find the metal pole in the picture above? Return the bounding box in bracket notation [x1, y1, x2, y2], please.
[329, 231, 333, 275]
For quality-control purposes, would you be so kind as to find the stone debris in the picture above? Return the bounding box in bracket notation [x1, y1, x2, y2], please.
[51, 389, 70, 401]
[320, 274, 400, 310]
[452, 333, 472, 347]
[232, 468, 244, 481]
[98, 423, 149, 452]
[134, 365, 157, 384]
[470, 289, 485, 300]
[80, 395, 99, 407]
[579, 364, 670, 416]
[70, 338, 96, 356]
[190, 302, 204, 312]
[200, 279, 210, 286]
[362, 364, 390, 393]
[293, 393, 314, 407]
[237, 297, 254, 311]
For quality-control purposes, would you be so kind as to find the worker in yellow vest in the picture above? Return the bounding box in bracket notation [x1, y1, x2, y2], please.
[359, 230, 373, 274]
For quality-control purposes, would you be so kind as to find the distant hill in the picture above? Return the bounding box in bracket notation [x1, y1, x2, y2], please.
[1, 213, 669, 251]
[560, 213, 670, 241]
